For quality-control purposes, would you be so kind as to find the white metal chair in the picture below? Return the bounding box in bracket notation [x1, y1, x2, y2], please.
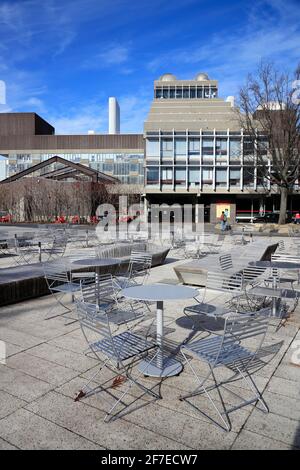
[43, 259, 92, 320]
[184, 271, 244, 326]
[74, 300, 160, 422]
[115, 251, 153, 289]
[80, 274, 151, 325]
[180, 312, 271, 431]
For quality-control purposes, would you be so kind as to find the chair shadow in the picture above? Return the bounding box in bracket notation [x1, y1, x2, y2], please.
[176, 314, 225, 332]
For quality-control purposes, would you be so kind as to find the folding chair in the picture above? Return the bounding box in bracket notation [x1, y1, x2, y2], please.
[183, 271, 244, 326]
[43, 259, 92, 321]
[74, 300, 160, 422]
[115, 251, 152, 289]
[180, 312, 271, 431]
[80, 274, 151, 326]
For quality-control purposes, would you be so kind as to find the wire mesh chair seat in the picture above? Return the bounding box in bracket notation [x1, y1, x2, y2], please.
[180, 312, 272, 431]
[75, 300, 160, 422]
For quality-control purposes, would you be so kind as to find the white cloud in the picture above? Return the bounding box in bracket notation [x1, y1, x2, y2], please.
[82, 44, 130, 69]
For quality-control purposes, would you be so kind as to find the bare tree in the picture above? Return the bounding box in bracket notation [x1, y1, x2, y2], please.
[238, 62, 300, 224]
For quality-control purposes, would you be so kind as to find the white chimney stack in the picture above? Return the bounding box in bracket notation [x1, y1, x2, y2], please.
[108, 97, 120, 134]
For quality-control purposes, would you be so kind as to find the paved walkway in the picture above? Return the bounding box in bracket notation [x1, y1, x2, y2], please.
[0, 255, 299, 449]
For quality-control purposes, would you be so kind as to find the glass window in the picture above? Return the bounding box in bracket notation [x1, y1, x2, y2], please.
[176, 86, 182, 99]
[163, 87, 169, 99]
[175, 167, 186, 185]
[216, 168, 227, 185]
[188, 138, 200, 155]
[204, 87, 210, 98]
[161, 167, 173, 184]
[211, 87, 217, 98]
[146, 167, 159, 184]
[229, 138, 241, 160]
[243, 137, 255, 156]
[257, 138, 269, 157]
[190, 87, 196, 98]
[169, 87, 175, 99]
[174, 138, 186, 157]
[155, 88, 163, 99]
[197, 87, 203, 98]
[243, 167, 255, 187]
[216, 138, 227, 157]
[183, 87, 189, 98]
[229, 167, 241, 186]
[202, 167, 213, 182]
[189, 167, 200, 185]
[202, 138, 214, 157]
[161, 139, 173, 158]
[146, 138, 160, 157]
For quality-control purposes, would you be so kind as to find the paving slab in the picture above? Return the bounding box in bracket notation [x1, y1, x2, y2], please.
[231, 430, 292, 450]
[0, 365, 55, 402]
[244, 409, 300, 449]
[25, 391, 192, 450]
[0, 408, 103, 450]
[0, 390, 26, 419]
[7, 351, 79, 386]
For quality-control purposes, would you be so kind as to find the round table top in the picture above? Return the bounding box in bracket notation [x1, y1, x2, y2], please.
[72, 257, 120, 267]
[249, 260, 300, 270]
[122, 283, 198, 302]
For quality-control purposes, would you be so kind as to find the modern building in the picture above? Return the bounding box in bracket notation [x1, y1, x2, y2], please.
[1, 73, 298, 223]
[0, 112, 144, 185]
[143, 73, 299, 222]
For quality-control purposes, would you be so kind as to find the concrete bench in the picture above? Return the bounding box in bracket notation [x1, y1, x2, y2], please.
[174, 240, 278, 286]
[0, 243, 170, 307]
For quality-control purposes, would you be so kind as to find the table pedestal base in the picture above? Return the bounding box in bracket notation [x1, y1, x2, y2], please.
[138, 355, 183, 378]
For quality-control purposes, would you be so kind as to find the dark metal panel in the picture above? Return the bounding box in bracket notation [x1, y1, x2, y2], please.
[0, 133, 144, 150]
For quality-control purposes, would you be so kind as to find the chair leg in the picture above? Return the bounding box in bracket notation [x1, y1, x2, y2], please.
[104, 350, 161, 423]
[179, 351, 231, 431]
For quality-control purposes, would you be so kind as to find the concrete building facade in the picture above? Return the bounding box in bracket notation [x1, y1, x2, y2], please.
[143, 73, 299, 223]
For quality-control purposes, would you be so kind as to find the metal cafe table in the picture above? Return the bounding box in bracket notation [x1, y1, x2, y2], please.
[248, 260, 300, 316]
[122, 283, 198, 378]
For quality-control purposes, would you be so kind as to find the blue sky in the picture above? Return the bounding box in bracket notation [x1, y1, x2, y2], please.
[0, 0, 299, 134]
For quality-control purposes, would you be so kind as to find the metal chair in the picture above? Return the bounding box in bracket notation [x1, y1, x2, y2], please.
[219, 254, 233, 271]
[180, 312, 271, 431]
[43, 259, 92, 320]
[74, 300, 160, 422]
[80, 274, 151, 325]
[115, 251, 153, 289]
[42, 232, 68, 261]
[184, 271, 244, 326]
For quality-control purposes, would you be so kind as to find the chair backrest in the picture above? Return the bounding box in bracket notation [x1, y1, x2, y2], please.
[129, 251, 152, 278]
[76, 300, 129, 365]
[271, 253, 300, 263]
[68, 249, 96, 262]
[219, 254, 233, 271]
[241, 266, 267, 286]
[80, 274, 117, 306]
[43, 259, 70, 284]
[206, 271, 243, 293]
[214, 312, 270, 369]
[50, 232, 68, 254]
